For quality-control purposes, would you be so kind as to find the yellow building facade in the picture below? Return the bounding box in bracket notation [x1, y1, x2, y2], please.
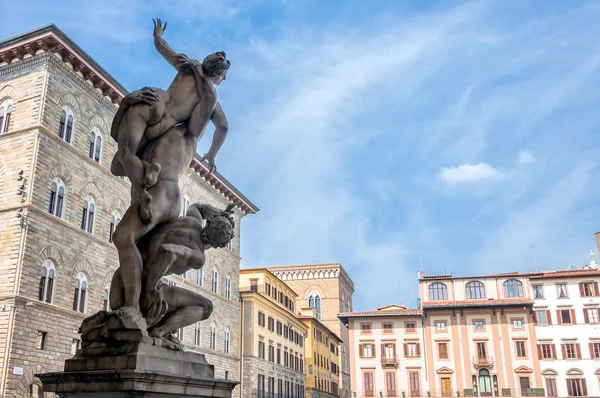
[239, 268, 308, 398]
[300, 307, 343, 398]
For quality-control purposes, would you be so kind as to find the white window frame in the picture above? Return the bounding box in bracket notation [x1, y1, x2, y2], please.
[225, 274, 232, 299]
[197, 267, 203, 286]
[73, 272, 88, 314]
[81, 196, 96, 234]
[49, 178, 67, 218]
[89, 128, 103, 163]
[210, 322, 217, 350]
[40, 259, 56, 304]
[195, 322, 201, 346]
[103, 285, 110, 311]
[183, 196, 190, 216]
[0, 99, 13, 134]
[224, 328, 231, 354]
[308, 290, 322, 320]
[58, 106, 75, 144]
[212, 268, 219, 294]
[109, 211, 121, 243]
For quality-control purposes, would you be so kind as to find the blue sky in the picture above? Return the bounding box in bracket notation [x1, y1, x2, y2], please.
[2, 0, 600, 311]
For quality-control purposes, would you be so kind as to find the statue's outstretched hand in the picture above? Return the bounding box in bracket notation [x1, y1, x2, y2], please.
[152, 18, 167, 38]
[124, 88, 158, 106]
[201, 153, 217, 174]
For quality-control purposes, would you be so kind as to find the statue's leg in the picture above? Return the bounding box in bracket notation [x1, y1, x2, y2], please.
[112, 196, 166, 323]
[109, 268, 125, 310]
[148, 285, 213, 338]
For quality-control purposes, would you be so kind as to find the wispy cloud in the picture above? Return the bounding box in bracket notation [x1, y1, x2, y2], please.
[518, 151, 535, 165]
[439, 162, 503, 184]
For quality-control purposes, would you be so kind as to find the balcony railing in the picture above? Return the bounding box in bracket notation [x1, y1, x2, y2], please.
[472, 355, 494, 367]
[381, 356, 399, 366]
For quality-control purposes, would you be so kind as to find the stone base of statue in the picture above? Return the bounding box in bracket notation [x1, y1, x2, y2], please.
[37, 369, 237, 398]
[36, 314, 237, 397]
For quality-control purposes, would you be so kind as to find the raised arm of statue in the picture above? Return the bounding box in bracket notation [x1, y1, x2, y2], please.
[152, 18, 183, 69]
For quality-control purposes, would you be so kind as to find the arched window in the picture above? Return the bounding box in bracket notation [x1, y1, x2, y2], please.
[227, 240, 233, 251]
[48, 178, 66, 218]
[183, 196, 190, 216]
[195, 322, 201, 346]
[197, 267, 203, 286]
[26, 383, 43, 398]
[103, 286, 110, 311]
[466, 281, 486, 299]
[428, 283, 448, 301]
[109, 211, 121, 243]
[89, 128, 102, 163]
[224, 328, 231, 354]
[225, 274, 232, 299]
[478, 369, 492, 394]
[0, 100, 12, 134]
[38, 259, 56, 304]
[308, 290, 322, 320]
[72, 273, 88, 313]
[210, 322, 217, 350]
[341, 294, 346, 313]
[177, 326, 185, 342]
[504, 279, 524, 298]
[80, 196, 96, 234]
[212, 268, 219, 294]
[58, 107, 75, 143]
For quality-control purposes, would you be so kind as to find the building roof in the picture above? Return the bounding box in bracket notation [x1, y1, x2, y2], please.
[528, 269, 600, 279]
[337, 306, 422, 325]
[239, 268, 299, 297]
[420, 271, 527, 281]
[266, 262, 355, 290]
[0, 24, 127, 103]
[421, 298, 533, 309]
[421, 268, 600, 282]
[296, 314, 344, 343]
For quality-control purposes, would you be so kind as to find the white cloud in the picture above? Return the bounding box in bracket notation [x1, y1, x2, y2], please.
[518, 151, 535, 164]
[439, 162, 503, 184]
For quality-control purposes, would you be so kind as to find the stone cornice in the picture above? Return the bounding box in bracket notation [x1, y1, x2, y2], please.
[0, 25, 126, 104]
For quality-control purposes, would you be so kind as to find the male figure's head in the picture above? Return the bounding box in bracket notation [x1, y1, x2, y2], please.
[186, 203, 236, 248]
[202, 51, 231, 86]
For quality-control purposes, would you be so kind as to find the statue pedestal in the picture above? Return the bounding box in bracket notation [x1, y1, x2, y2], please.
[37, 341, 238, 397]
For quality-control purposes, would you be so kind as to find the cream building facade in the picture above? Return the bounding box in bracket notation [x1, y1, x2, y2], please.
[268, 263, 355, 398]
[339, 305, 424, 398]
[239, 268, 308, 398]
[419, 273, 543, 398]
[529, 265, 600, 397]
[0, 25, 257, 398]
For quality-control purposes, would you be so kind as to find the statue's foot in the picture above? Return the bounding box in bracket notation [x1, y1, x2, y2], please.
[141, 162, 161, 189]
[139, 190, 153, 224]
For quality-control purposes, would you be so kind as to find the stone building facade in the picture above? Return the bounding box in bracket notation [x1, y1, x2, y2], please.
[239, 268, 307, 398]
[0, 24, 257, 398]
[268, 263, 355, 398]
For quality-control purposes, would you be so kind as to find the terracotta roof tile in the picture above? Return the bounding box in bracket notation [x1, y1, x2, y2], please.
[529, 269, 600, 279]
